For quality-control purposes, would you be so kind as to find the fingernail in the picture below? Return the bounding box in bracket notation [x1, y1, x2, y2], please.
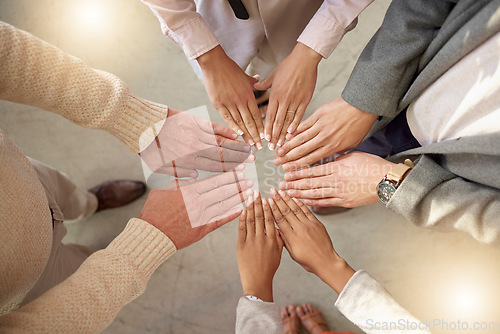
[246, 196, 253, 206]
[260, 132, 265, 140]
[235, 164, 245, 171]
[269, 143, 276, 150]
[277, 148, 284, 156]
[278, 139, 284, 147]
[279, 181, 287, 189]
[232, 133, 238, 139]
[262, 198, 268, 207]
[248, 139, 255, 146]
[254, 190, 259, 198]
[246, 179, 254, 187]
[236, 171, 245, 179]
[265, 134, 271, 142]
[245, 188, 254, 196]
[279, 190, 287, 197]
[255, 142, 263, 150]
[245, 154, 256, 162]
[285, 133, 293, 141]
[273, 157, 282, 166]
[270, 188, 277, 195]
[304, 200, 312, 205]
[284, 173, 292, 180]
[287, 126, 293, 134]
[237, 130, 244, 136]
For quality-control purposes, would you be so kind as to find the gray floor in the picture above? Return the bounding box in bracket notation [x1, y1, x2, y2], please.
[1, 1, 500, 333]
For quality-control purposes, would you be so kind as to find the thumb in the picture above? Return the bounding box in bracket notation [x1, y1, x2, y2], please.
[247, 74, 260, 85]
[254, 72, 275, 91]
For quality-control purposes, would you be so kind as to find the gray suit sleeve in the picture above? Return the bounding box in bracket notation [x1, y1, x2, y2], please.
[235, 297, 283, 334]
[387, 155, 500, 245]
[342, 0, 455, 117]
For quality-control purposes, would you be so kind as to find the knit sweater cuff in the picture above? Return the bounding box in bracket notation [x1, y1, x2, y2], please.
[106, 218, 176, 279]
[106, 94, 169, 154]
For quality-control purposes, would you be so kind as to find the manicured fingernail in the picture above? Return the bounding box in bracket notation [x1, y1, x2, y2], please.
[237, 130, 244, 136]
[245, 154, 256, 163]
[260, 132, 265, 140]
[262, 198, 268, 207]
[235, 164, 245, 171]
[279, 181, 287, 189]
[246, 179, 254, 187]
[265, 134, 271, 142]
[270, 188, 277, 195]
[248, 139, 255, 146]
[236, 171, 245, 179]
[273, 157, 282, 166]
[245, 188, 254, 196]
[284, 173, 292, 180]
[279, 190, 287, 197]
[232, 133, 238, 139]
[287, 126, 293, 134]
[269, 143, 276, 150]
[304, 199, 312, 205]
[254, 190, 259, 198]
[277, 148, 284, 156]
[255, 142, 263, 150]
[246, 196, 253, 206]
[285, 133, 293, 141]
[278, 139, 284, 147]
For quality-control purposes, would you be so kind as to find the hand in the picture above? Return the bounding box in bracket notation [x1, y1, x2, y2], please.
[139, 108, 255, 178]
[268, 189, 355, 294]
[139, 171, 254, 249]
[197, 46, 264, 149]
[274, 97, 378, 171]
[237, 192, 284, 302]
[280, 152, 395, 208]
[255, 43, 321, 150]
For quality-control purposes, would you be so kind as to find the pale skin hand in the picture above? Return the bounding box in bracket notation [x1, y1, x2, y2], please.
[280, 152, 396, 208]
[197, 46, 264, 149]
[268, 188, 355, 294]
[139, 172, 254, 249]
[255, 43, 322, 150]
[139, 108, 255, 178]
[274, 97, 378, 171]
[237, 192, 284, 302]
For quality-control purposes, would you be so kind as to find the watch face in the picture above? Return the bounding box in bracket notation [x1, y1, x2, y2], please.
[377, 182, 396, 204]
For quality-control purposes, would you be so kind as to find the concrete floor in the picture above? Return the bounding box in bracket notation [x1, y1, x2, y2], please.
[1, 1, 500, 333]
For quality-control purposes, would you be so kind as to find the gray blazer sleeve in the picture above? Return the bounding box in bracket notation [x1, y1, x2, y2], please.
[342, 0, 455, 117]
[387, 155, 500, 245]
[235, 297, 283, 334]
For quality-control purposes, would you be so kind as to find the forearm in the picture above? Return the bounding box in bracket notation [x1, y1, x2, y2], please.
[298, 0, 374, 58]
[387, 155, 500, 245]
[141, 0, 219, 59]
[0, 21, 168, 154]
[335, 271, 430, 334]
[0, 219, 176, 333]
[342, 0, 455, 117]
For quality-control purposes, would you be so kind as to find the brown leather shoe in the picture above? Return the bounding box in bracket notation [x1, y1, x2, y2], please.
[312, 206, 351, 215]
[89, 180, 146, 212]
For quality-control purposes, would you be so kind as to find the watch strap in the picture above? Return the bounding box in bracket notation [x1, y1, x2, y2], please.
[386, 159, 414, 183]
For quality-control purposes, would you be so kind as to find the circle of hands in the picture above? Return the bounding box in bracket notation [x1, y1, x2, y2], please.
[138, 98, 393, 294]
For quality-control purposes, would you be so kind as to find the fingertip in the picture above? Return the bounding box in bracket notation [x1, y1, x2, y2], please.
[279, 181, 287, 190]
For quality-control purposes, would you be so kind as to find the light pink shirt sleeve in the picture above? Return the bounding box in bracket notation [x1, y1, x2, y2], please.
[298, 0, 374, 58]
[141, 0, 220, 60]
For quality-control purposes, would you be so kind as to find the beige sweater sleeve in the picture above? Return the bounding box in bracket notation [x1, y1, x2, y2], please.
[0, 219, 176, 333]
[0, 21, 168, 154]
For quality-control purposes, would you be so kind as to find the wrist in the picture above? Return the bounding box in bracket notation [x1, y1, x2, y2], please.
[316, 254, 356, 295]
[294, 42, 322, 66]
[196, 45, 225, 69]
[242, 280, 274, 302]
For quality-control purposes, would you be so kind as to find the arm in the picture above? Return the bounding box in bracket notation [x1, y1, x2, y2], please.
[268, 189, 430, 334]
[0, 172, 249, 332]
[140, 0, 219, 60]
[387, 155, 500, 245]
[256, 0, 373, 149]
[235, 193, 284, 334]
[0, 21, 167, 154]
[342, 0, 456, 117]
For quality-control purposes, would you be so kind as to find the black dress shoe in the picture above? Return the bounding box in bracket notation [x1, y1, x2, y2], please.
[89, 180, 146, 212]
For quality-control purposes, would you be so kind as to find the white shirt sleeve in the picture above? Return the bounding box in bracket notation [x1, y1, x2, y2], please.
[298, 0, 374, 58]
[335, 270, 431, 333]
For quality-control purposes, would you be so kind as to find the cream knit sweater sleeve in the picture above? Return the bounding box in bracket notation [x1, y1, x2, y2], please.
[0, 219, 176, 333]
[0, 21, 168, 154]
